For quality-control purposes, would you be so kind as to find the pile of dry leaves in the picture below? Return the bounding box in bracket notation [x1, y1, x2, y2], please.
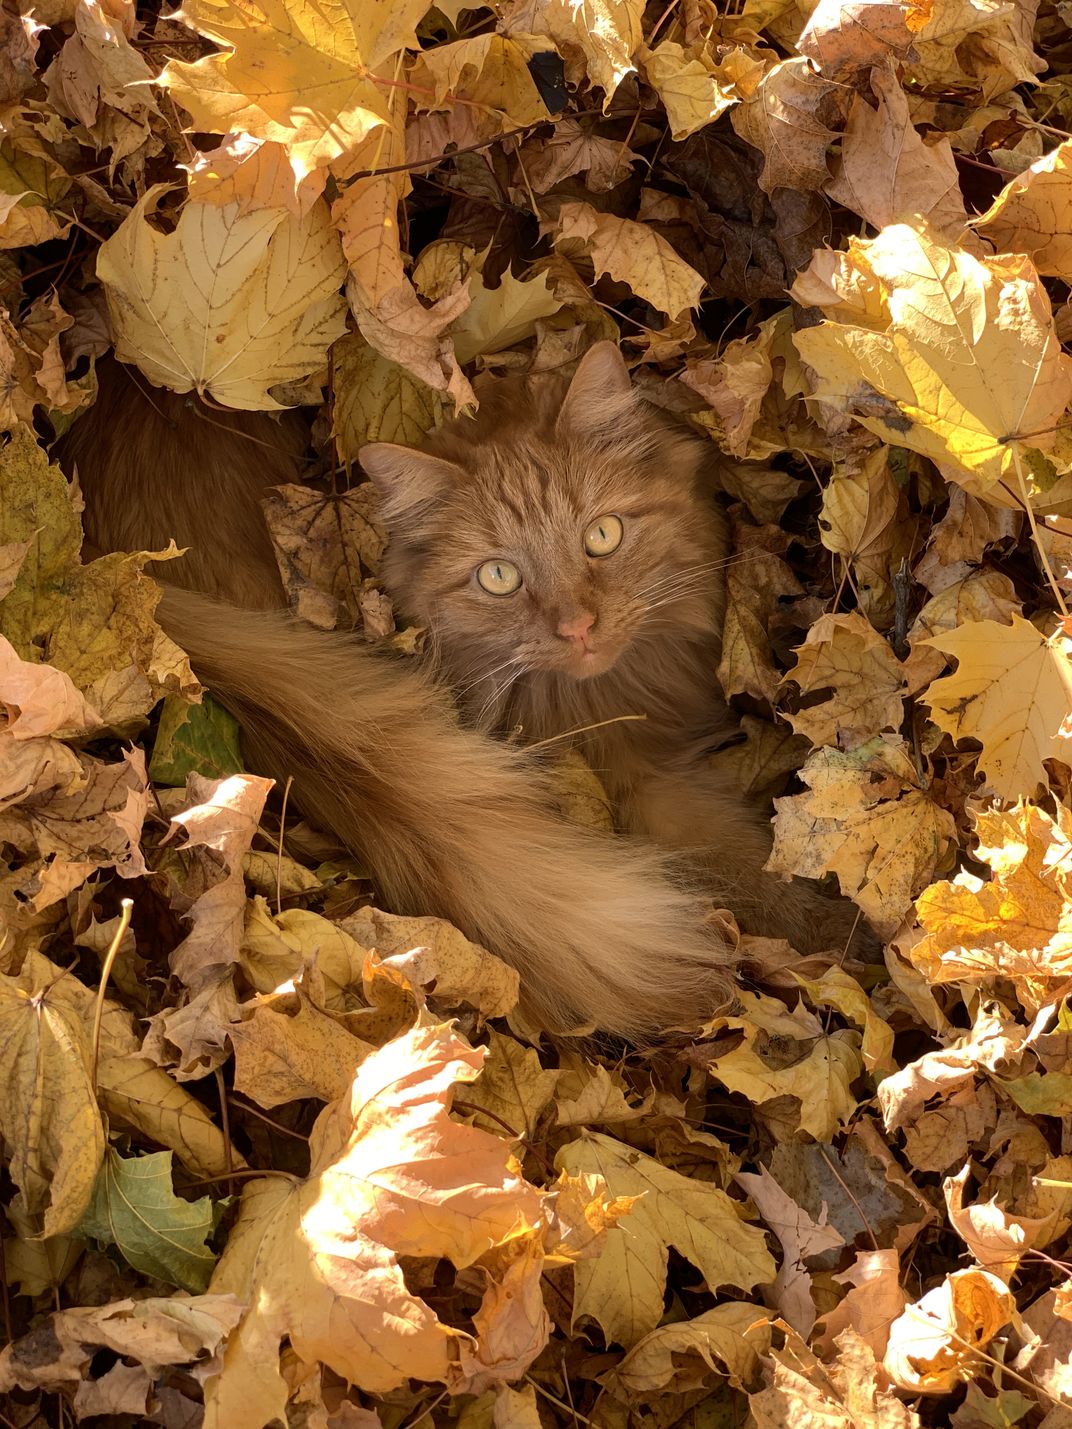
[2, 0, 1072, 1423]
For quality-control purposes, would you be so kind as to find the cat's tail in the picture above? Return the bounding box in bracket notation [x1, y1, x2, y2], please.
[159, 587, 737, 1037]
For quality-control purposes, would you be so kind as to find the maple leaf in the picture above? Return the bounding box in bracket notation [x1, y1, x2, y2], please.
[160, 0, 431, 175]
[639, 40, 741, 141]
[914, 802, 1072, 1009]
[552, 200, 705, 321]
[202, 1020, 544, 1425]
[333, 335, 445, 460]
[825, 68, 970, 240]
[604, 1302, 772, 1399]
[97, 186, 348, 410]
[784, 611, 907, 748]
[730, 57, 845, 193]
[792, 224, 1072, 489]
[884, 1268, 1014, 1393]
[976, 139, 1072, 278]
[921, 613, 1072, 799]
[261, 481, 384, 630]
[500, 0, 644, 100]
[704, 991, 863, 1141]
[410, 34, 555, 129]
[797, 0, 929, 79]
[557, 1130, 775, 1348]
[769, 734, 957, 936]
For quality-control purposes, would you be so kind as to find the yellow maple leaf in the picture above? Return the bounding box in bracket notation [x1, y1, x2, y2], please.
[914, 802, 1072, 1009]
[332, 335, 445, 461]
[409, 34, 554, 129]
[792, 224, 1072, 489]
[703, 991, 863, 1140]
[921, 612, 1072, 799]
[639, 40, 742, 140]
[768, 733, 957, 936]
[975, 139, 1072, 280]
[552, 200, 705, 321]
[884, 1268, 1014, 1394]
[556, 1131, 774, 1348]
[97, 186, 347, 410]
[784, 611, 907, 748]
[501, 0, 643, 101]
[203, 1021, 544, 1424]
[160, 0, 431, 175]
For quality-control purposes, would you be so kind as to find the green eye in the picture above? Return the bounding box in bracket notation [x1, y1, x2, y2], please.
[584, 514, 624, 557]
[476, 559, 522, 595]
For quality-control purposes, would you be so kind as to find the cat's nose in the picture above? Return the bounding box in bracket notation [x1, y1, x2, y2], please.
[557, 611, 596, 647]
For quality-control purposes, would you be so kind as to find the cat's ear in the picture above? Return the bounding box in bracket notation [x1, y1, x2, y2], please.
[360, 443, 461, 530]
[556, 341, 639, 441]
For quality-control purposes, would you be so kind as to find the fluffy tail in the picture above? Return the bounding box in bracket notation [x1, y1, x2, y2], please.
[159, 588, 737, 1037]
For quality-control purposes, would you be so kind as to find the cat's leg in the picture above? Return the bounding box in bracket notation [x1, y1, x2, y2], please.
[626, 762, 873, 959]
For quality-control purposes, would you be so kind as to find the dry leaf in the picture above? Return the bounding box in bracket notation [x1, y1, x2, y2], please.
[604, 1302, 772, 1399]
[884, 1268, 1015, 1394]
[769, 734, 956, 936]
[921, 613, 1072, 800]
[731, 57, 845, 192]
[792, 224, 1072, 489]
[552, 200, 705, 320]
[203, 1021, 543, 1423]
[735, 1166, 843, 1336]
[784, 612, 906, 747]
[98, 187, 347, 410]
[557, 1131, 775, 1347]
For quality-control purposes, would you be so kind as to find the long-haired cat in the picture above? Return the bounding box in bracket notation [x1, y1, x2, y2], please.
[61, 344, 859, 1038]
[362, 342, 855, 946]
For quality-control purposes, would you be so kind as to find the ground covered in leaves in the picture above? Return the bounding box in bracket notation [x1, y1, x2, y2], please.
[2, 0, 1072, 1424]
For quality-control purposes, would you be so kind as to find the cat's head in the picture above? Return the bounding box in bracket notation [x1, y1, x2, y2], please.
[360, 343, 724, 686]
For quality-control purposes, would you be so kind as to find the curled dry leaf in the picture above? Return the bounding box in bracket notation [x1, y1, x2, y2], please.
[552, 200, 705, 321]
[884, 1268, 1015, 1394]
[603, 1302, 773, 1400]
[202, 1020, 544, 1425]
[914, 802, 1072, 1009]
[735, 1165, 844, 1337]
[783, 611, 907, 748]
[768, 733, 957, 937]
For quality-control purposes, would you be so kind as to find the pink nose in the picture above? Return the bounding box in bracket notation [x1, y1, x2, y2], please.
[557, 611, 596, 647]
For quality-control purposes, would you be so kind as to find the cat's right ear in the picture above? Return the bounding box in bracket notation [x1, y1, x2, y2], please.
[359, 443, 461, 531]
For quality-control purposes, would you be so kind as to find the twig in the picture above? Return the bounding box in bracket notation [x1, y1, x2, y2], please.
[90, 899, 134, 1096]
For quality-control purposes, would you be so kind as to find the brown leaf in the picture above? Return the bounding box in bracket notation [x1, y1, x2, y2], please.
[731, 57, 846, 192]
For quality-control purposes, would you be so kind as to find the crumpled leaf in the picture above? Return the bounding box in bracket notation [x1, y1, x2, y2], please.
[921, 613, 1072, 800]
[731, 57, 845, 193]
[798, 0, 928, 80]
[914, 801, 1072, 1009]
[603, 1302, 772, 1399]
[0, 951, 105, 1237]
[639, 40, 744, 141]
[704, 991, 863, 1141]
[0, 1293, 243, 1393]
[552, 200, 705, 321]
[501, 0, 644, 100]
[557, 1130, 775, 1348]
[203, 1020, 544, 1424]
[769, 734, 956, 936]
[262, 481, 384, 630]
[98, 186, 348, 410]
[783, 611, 906, 748]
[825, 67, 970, 240]
[735, 1166, 844, 1336]
[884, 1268, 1015, 1394]
[976, 138, 1072, 279]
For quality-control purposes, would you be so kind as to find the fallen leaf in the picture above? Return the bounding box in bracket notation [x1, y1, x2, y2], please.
[884, 1268, 1015, 1394]
[921, 613, 1072, 800]
[501, 0, 643, 99]
[604, 1302, 772, 1399]
[731, 57, 845, 192]
[552, 200, 705, 320]
[261, 482, 384, 629]
[98, 186, 348, 410]
[735, 1166, 844, 1336]
[783, 611, 907, 748]
[557, 1131, 775, 1347]
[792, 224, 1072, 490]
[203, 1021, 543, 1422]
[768, 733, 956, 936]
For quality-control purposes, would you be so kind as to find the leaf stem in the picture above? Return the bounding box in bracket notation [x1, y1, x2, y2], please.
[90, 898, 134, 1097]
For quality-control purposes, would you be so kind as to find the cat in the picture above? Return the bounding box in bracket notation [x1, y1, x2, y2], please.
[362, 341, 857, 948]
[60, 345, 860, 1038]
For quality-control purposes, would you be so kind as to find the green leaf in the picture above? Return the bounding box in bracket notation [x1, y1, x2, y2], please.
[78, 1148, 217, 1292]
[150, 693, 245, 786]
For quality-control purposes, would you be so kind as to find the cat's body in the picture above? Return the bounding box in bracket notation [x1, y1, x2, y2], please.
[61, 345, 860, 1037]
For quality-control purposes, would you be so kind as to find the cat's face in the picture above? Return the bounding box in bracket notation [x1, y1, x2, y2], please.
[361, 344, 725, 687]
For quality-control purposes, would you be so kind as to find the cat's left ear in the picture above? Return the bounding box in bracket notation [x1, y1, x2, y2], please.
[556, 341, 639, 441]
[360, 443, 462, 531]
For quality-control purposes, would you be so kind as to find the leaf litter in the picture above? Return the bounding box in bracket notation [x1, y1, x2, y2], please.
[4, 0, 1072, 1425]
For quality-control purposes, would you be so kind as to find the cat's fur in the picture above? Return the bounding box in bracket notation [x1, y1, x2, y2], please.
[363, 343, 854, 945]
[60, 346, 856, 1037]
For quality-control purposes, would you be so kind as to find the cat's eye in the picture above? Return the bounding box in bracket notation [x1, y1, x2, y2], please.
[476, 559, 522, 595]
[584, 514, 624, 557]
